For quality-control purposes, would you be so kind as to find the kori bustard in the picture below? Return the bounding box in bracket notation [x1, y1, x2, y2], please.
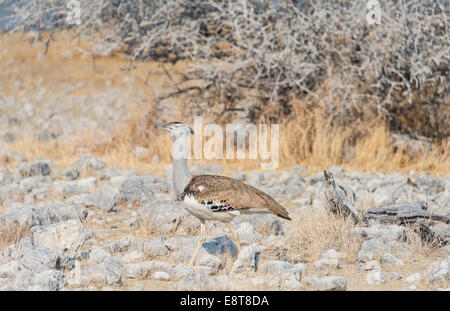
[156, 122, 291, 266]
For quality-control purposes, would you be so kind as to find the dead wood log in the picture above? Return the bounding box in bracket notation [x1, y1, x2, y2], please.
[360, 202, 450, 247]
[322, 170, 449, 247]
[412, 220, 448, 247]
[361, 202, 450, 225]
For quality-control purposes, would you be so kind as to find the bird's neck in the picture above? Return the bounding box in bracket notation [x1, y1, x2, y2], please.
[172, 135, 191, 199]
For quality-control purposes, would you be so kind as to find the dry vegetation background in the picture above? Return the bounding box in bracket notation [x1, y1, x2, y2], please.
[0, 0, 449, 174]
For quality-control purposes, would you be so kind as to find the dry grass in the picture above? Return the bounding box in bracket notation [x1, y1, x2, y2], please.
[0, 223, 30, 250]
[283, 211, 364, 264]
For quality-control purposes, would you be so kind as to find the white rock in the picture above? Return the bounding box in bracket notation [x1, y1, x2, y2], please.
[142, 239, 169, 258]
[405, 272, 422, 283]
[321, 249, 345, 260]
[86, 247, 111, 265]
[196, 253, 222, 274]
[367, 270, 386, 285]
[236, 222, 263, 244]
[32, 219, 88, 253]
[314, 259, 341, 270]
[124, 263, 149, 279]
[427, 256, 450, 286]
[0, 261, 22, 278]
[353, 225, 406, 241]
[122, 250, 144, 262]
[132, 284, 145, 291]
[388, 272, 403, 280]
[170, 264, 195, 280]
[309, 276, 347, 291]
[230, 244, 260, 276]
[154, 271, 170, 281]
[381, 253, 403, 265]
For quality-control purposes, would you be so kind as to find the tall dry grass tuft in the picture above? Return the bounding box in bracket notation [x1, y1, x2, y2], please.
[284, 211, 364, 264]
[94, 97, 449, 175]
[3, 99, 448, 176]
[0, 223, 30, 251]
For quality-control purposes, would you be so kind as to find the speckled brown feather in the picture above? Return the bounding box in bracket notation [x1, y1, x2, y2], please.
[181, 175, 291, 220]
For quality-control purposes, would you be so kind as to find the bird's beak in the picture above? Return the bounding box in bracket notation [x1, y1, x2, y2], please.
[155, 124, 169, 131]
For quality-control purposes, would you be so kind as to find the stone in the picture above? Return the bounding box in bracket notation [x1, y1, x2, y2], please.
[132, 284, 145, 291]
[19, 176, 47, 193]
[74, 154, 107, 171]
[290, 166, 308, 176]
[202, 235, 238, 257]
[32, 219, 89, 254]
[142, 239, 169, 258]
[196, 254, 222, 274]
[230, 245, 260, 275]
[109, 176, 127, 188]
[86, 247, 112, 265]
[62, 167, 80, 180]
[234, 215, 284, 236]
[232, 173, 247, 181]
[18, 160, 51, 177]
[117, 177, 153, 203]
[106, 237, 134, 254]
[83, 185, 118, 211]
[0, 261, 23, 278]
[259, 260, 304, 286]
[236, 222, 263, 244]
[170, 264, 195, 280]
[124, 263, 149, 279]
[175, 274, 229, 291]
[357, 249, 374, 262]
[352, 224, 406, 241]
[83, 257, 123, 286]
[309, 276, 347, 291]
[321, 249, 345, 260]
[96, 167, 135, 181]
[357, 238, 396, 262]
[32, 270, 66, 291]
[381, 253, 403, 265]
[13, 269, 36, 290]
[367, 270, 386, 285]
[405, 273, 422, 283]
[388, 272, 403, 280]
[122, 250, 144, 262]
[153, 271, 170, 281]
[314, 259, 341, 270]
[0, 277, 13, 291]
[427, 256, 450, 286]
[63, 182, 91, 196]
[8, 238, 61, 272]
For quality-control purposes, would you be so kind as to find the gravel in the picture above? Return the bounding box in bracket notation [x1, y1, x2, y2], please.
[0, 152, 449, 291]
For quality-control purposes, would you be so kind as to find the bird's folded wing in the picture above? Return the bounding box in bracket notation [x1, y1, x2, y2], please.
[181, 175, 291, 220]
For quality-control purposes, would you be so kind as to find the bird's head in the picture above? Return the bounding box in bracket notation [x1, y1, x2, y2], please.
[323, 170, 335, 186]
[155, 122, 194, 140]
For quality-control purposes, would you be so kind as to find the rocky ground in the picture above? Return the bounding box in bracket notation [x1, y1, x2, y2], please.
[0, 32, 449, 291]
[0, 156, 449, 291]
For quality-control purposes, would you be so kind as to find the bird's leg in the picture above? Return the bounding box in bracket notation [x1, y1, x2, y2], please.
[225, 222, 241, 253]
[188, 220, 206, 266]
